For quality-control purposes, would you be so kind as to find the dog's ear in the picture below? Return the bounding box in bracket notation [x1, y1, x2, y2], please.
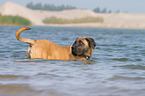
[86, 37, 96, 49]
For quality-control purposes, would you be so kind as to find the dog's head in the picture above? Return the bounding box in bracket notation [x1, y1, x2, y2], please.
[72, 37, 96, 60]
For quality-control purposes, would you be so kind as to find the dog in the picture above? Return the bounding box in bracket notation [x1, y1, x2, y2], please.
[15, 27, 96, 61]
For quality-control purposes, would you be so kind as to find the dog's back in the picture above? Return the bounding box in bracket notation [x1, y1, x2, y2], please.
[27, 39, 71, 60]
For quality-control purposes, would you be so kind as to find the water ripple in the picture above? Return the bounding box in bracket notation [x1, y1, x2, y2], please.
[114, 65, 145, 70]
[0, 26, 145, 96]
[108, 75, 145, 81]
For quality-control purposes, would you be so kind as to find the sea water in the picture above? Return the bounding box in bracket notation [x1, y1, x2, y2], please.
[0, 26, 145, 96]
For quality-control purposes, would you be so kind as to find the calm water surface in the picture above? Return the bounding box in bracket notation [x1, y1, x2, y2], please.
[0, 26, 145, 96]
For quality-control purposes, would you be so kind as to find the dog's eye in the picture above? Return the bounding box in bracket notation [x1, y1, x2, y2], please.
[79, 40, 84, 46]
[79, 41, 83, 45]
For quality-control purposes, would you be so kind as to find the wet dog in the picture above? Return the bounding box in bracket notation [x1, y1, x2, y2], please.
[16, 27, 96, 60]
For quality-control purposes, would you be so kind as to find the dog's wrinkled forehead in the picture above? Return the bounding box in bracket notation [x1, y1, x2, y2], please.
[75, 37, 89, 46]
[76, 36, 84, 40]
[75, 37, 96, 49]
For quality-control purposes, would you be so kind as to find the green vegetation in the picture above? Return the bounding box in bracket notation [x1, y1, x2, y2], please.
[0, 14, 31, 25]
[43, 16, 104, 24]
[26, 2, 121, 13]
[93, 7, 120, 13]
[26, 2, 76, 11]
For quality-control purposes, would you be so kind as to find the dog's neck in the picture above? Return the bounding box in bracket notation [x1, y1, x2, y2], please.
[69, 54, 87, 61]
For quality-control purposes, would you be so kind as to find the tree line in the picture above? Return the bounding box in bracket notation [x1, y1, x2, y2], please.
[26, 2, 120, 13]
[26, 2, 77, 11]
[93, 7, 120, 13]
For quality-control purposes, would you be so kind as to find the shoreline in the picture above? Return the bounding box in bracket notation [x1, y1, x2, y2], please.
[39, 23, 145, 30]
[0, 2, 145, 30]
[0, 23, 145, 30]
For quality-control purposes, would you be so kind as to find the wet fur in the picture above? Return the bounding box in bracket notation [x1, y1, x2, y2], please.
[16, 27, 96, 61]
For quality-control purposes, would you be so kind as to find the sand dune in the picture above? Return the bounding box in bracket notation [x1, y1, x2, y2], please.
[0, 1, 145, 29]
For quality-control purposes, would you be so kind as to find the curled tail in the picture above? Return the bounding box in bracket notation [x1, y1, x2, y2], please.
[16, 27, 35, 45]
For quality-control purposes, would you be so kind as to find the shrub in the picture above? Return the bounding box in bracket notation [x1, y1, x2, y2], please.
[0, 15, 31, 25]
[43, 16, 104, 24]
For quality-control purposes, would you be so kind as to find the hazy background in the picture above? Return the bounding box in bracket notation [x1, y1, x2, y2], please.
[0, 0, 145, 13]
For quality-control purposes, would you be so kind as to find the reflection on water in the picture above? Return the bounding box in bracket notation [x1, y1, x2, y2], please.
[0, 26, 145, 96]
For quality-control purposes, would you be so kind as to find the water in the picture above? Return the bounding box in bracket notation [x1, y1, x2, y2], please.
[0, 26, 145, 96]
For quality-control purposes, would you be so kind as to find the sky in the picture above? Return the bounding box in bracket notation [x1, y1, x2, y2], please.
[0, 0, 145, 13]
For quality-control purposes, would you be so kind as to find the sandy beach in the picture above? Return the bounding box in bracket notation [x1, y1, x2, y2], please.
[0, 2, 145, 29]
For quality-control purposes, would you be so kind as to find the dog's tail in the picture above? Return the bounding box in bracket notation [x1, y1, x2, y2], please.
[16, 27, 35, 45]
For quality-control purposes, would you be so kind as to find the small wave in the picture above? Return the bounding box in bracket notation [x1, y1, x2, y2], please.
[35, 73, 60, 77]
[108, 75, 145, 81]
[95, 47, 101, 49]
[133, 46, 143, 48]
[112, 58, 129, 61]
[112, 58, 142, 62]
[61, 37, 69, 40]
[0, 75, 29, 80]
[0, 50, 11, 53]
[14, 58, 49, 62]
[0, 58, 5, 61]
[35, 73, 74, 79]
[98, 44, 127, 47]
[0, 75, 21, 79]
[114, 65, 145, 70]
[95, 37, 104, 40]
[135, 59, 142, 61]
